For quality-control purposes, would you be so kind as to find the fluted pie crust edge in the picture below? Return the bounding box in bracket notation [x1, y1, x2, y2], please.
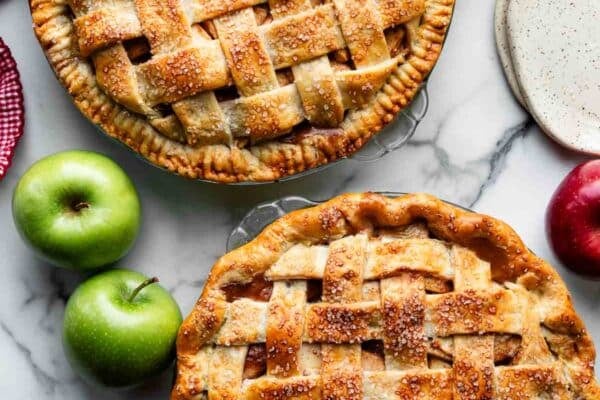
[173, 193, 599, 399]
[29, 0, 454, 182]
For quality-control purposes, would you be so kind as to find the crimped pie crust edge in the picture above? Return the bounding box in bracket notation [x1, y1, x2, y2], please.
[29, 0, 454, 183]
[173, 192, 599, 399]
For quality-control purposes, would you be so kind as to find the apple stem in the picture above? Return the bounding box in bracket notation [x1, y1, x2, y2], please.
[128, 277, 159, 302]
[72, 201, 89, 212]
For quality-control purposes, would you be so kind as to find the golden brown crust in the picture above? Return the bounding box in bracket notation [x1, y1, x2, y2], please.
[173, 193, 599, 399]
[29, 0, 454, 182]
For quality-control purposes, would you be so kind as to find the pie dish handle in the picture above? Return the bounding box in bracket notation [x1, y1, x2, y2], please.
[352, 85, 428, 162]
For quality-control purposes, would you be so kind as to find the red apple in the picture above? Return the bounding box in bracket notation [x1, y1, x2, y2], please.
[546, 160, 600, 277]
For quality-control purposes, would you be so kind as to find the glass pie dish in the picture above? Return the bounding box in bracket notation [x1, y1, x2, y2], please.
[31, 0, 454, 184]
[173, 192, 600, 400]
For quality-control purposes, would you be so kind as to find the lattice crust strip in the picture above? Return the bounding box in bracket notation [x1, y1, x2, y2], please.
[67, 0, 426, 146]
[172, 194, 600, 400]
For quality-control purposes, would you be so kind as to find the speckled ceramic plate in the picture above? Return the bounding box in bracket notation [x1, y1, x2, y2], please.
[494, 0, 526, 109]
[507, 0, 600, 154]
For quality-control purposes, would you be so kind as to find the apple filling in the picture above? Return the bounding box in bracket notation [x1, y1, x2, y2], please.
[243, 344, 268, 379]
[427, 334, 522, 367]
[221, 274, 273, 302]
[306, 280, 323, 303]
[361, 340, 385, 371]
[221, 276, 324, 303]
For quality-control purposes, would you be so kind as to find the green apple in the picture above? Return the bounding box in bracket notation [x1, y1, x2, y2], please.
[12, 150, 141, 270]
[63, 269, 182, 387]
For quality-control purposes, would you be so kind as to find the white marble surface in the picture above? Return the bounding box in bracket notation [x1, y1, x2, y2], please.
[0, 0, 598, 398]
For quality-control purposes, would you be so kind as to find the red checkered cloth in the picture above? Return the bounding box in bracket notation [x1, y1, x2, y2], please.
[0, 37, 24, 180]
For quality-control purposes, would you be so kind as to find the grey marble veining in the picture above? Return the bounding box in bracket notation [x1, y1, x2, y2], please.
[0, 0, 597, 398]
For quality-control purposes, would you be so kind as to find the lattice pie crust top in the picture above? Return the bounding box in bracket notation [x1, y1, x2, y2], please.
[172, 193, 599, 399]
[30, 0, 454, 182]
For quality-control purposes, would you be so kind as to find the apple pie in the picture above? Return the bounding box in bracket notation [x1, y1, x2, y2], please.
[172, 193, 599, 399]
[30, 0, 454, 182]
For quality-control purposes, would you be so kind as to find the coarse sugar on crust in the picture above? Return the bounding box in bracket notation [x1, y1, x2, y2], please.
[172, 193, 599, 399]
[29, 0, 454, 182]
